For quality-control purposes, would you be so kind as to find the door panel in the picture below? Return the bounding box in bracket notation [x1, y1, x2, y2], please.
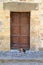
[10, 12, 30, 49]
[20, 36, 28, 43]
[11, 26, 19, 35]
[21, 26, 28, 35]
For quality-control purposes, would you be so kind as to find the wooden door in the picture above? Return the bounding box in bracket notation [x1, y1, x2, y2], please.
[10, 12, 30, 49]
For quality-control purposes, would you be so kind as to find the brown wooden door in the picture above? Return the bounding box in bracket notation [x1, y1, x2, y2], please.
[10, 12, 30, 49]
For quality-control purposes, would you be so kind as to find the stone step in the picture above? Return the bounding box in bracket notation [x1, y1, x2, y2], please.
[0, 50, 43, 65]
[0, 50, 43, 60]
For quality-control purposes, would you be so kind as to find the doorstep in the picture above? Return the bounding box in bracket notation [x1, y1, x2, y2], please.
[0, 50, 43, 62]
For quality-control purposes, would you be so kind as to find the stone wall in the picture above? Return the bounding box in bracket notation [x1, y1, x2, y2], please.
[0, 3, 10, 51]
[30, 0, 43, 51]
[0, 0, 43, 51]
